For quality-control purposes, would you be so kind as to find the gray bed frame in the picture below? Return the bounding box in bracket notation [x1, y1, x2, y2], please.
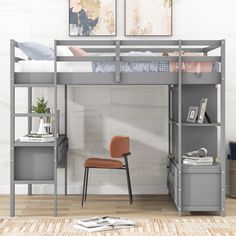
[10, 39, 225, 217]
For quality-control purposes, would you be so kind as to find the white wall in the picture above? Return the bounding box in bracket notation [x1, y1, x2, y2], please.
[0, 0, 235, 194]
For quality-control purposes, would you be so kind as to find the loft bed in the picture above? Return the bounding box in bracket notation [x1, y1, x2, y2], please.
[11, 40, 223, 86]
[10, 39, 226, 217]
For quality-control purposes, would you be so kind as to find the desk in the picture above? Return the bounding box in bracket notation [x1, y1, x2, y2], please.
[11, 135, 68, 216]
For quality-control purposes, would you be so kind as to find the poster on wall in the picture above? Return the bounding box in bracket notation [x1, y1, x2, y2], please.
[125, 0, 172, 36]
[69, 0, 116, 36]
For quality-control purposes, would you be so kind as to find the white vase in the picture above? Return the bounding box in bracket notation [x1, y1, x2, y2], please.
[37, 118, 47, 135]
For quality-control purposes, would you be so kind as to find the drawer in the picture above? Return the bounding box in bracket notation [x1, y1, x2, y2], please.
[15, 147, 54, 181]
[182, 172, 221, 210]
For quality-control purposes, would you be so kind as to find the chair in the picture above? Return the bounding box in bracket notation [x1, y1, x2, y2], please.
[81, 136, 133, 206]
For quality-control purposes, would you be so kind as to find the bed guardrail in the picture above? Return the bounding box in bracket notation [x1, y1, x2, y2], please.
[11, 39, 223, 85]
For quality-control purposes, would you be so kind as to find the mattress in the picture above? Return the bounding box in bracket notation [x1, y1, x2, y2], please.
[16, 60, 92, 72]
[15, 60, 221, 73]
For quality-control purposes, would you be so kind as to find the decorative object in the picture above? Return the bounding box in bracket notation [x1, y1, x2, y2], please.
[125, 0, 172, 36]
[185, 147, 208, 157]
[186, 106, 198, 123]
[37, 118, 47, 135]
[197, 98, 208, 123]
[69, 0, 117, 36]
[32, 96, 50, 135]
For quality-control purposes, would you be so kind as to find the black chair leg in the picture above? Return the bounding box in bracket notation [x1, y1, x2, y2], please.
[124, 157, 133, 205]
[81, 167, 87, 207]
[85, 168, 89, 202]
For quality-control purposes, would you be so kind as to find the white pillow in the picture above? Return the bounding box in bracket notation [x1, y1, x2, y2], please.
[57, 46, 74, 56]
[17, 42, 54, 60]
[15, 47, 28, 60]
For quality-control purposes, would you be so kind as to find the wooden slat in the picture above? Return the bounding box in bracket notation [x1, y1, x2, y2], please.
[57, 56, 115, 62]
[182, 56, 221, 62]
[121, 56, 178, 62]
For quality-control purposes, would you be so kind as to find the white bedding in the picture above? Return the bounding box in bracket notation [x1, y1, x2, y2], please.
[16, 60, 92, 72]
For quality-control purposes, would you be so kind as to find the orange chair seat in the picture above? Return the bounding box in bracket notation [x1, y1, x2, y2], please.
[84, 158, 123, 169]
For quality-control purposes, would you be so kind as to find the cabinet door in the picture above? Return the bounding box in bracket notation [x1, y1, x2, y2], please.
[181, 167, 221, 211]
[173, 166, 179, 207]
[167, 161, 174, 196]
[57, 138, 68, 168]
[15, 147, 54, 181]
[167, 161, 172, 191]
[168, 161, 179, 208]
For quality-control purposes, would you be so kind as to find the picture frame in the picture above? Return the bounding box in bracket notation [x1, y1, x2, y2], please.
[125, 0, 172, 36]
[186, 106, 199, 123]
[197, 98, 208, 124]
[69, 0, 117, 36]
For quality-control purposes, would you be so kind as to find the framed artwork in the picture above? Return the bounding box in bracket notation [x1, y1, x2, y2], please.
[69, 0, 117, 36]
[186, 106, 199, 123]
[125, 0, 172, 36]
[197, 98, 208, 124]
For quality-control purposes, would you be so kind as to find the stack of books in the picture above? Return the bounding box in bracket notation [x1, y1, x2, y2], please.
[19, 133, 54, 142]
[73, 216, 136, 233]
[182, 156, 214, 166]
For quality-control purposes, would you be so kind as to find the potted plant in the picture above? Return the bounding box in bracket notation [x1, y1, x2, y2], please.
[32, 96, 50, 135]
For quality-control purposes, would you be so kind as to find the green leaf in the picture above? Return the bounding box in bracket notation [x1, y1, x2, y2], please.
[31, 96, 49, 114]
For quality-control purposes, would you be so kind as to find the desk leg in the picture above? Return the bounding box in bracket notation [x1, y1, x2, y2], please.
[10, 183, 15, 217]
[54, 154, 57, 216]
[28, 184, 32, 196]
[54, 183, 57, 216]
[65, 159, 67, 195]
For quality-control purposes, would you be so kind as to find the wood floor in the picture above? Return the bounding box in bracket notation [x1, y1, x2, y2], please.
[0, 194, 236, 218]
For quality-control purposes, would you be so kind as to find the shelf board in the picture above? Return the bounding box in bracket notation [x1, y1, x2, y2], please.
[182, 122, 221, 127]
[13, 141, 55, 147]
[14, 180, 54, 184]
[14, 134, 66, 147]
[14, 113, 55, 117]
[169, 120, 221, 127]
[14, 83, 55, 87]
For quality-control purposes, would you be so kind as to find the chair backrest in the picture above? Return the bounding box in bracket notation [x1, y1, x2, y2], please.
[110, 136, 130, 158]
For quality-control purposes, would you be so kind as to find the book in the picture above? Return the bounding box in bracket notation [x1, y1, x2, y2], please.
[19, 135, 54, 142]
[183, 159, 213, 166]
[182, 156, 214, 162]
[28, 133, 54, 138]
[73, 216, 136, 233]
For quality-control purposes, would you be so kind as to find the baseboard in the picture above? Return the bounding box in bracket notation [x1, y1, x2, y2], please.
[0, 184, 168, 195]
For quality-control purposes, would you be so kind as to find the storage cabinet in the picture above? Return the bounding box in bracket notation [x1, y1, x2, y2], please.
[181, 165, 221, 211]
[168, 62, 225, 216]
[14, 136, 68, 181]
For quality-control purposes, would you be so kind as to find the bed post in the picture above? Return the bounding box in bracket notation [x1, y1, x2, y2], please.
[178, 39, 182, 216]
[53, 39, 58, 216]
[220, 39, 226, 216]
[28, 87, 32, 196]
[64, 84, 67, 195]
[10, 39, 16, 217]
